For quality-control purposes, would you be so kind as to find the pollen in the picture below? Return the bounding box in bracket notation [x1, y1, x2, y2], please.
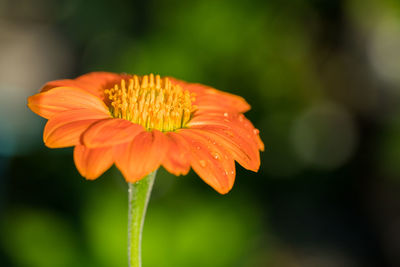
[104, 74, 196, 132]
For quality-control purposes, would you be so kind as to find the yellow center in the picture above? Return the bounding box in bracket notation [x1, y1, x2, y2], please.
[104, 74, 196, 132]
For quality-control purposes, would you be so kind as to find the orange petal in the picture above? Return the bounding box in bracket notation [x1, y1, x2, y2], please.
[234, 113, 264, 151]
[177, 129, 236, 194]
[162, 132, 191, 176]
[189, 112, 264, 151]
[83, 118, 145, 148]
[28, 87, 110, 119]
[41, 72, 123, 99]
[41, 79, 81, 92]
[115, 130, 169, 182]
[43, 109, 109, 148]
[169, 77, 250, 113]
[74, 145, 114, 180]
[186, 127, 260, 172]
[194, 93, 250, 113]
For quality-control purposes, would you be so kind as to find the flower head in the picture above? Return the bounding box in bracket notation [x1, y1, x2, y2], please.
[28, 72, 263, 194]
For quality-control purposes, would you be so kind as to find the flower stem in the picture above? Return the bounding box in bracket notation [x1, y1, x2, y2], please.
[128, 170, 157, 267]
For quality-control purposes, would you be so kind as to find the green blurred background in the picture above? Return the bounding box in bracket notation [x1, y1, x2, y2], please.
[1, 0, 400, 266]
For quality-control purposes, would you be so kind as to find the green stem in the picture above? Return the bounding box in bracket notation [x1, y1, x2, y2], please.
[128, 170, 157, 267]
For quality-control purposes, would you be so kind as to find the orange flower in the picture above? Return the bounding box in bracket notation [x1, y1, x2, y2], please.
[28, 72, 263, 194]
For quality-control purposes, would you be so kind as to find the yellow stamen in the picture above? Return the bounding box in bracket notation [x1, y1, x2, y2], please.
[104, 74, 196, 132]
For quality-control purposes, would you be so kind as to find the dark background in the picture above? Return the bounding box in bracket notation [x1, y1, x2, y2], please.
[1, 0, 400, 266]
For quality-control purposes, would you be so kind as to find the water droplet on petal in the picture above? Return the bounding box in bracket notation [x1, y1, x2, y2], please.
[199, 160, 207, 167]
[230, 171, 234, 175]
[223, 112, 229, 117]
[253, 129, 259, 135]
[212, 151, 221, 160]
[224, 130, 234, 137]
[196, 146, 201, 150]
